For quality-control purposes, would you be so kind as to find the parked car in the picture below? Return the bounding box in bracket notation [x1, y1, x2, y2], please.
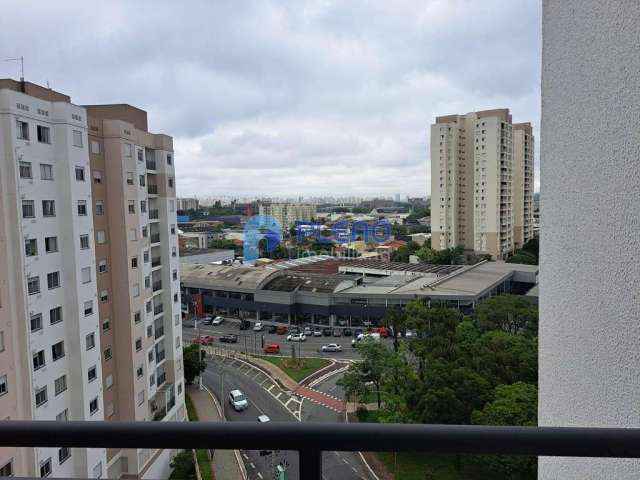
[290, 326, 300, 335]
[322, 327, 332, 336]
[321, 343, 342, 353]
[303, 326, 313, 336]
[378, 326, 389, 338]
[239, 320, 251, 330]
[220, 334, 238, 343]
[276, 325, 287, 335]
[313, 328, 322, 337]
[212, 316, 225, 325]
[354, 328, 363, 336]
[201, 316, 214, 325]
[332, 329, 342, 337]
[343, 328, 353, 336]
[253, 322, 264, 332]
[263, 344, 280, 354]
[194, 335, 215, 345]
[228, 390, 248, 412]
[404, 329, 417, 338]
[352, 332, 381, 347]
[267, 324, 278, 334]
[287, 333, 306, 342]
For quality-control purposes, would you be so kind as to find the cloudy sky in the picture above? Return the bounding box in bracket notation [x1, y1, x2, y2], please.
[2, 1, 541, 199]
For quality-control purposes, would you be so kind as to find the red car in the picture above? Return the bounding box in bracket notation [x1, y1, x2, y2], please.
[263, 344, 280, 354]
[378, 327, 389, 338]
[194, 335, 215, 345]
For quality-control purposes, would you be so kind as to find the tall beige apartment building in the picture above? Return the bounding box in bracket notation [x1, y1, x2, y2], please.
[258, 203, 317, 228]
[430, 109, 534, 259]
[0, 80, 185, 479]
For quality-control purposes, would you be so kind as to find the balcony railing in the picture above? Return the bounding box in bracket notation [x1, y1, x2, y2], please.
[148, 184, 158, 195]
[146, 160, 157, 170]
[153, 304, 164, 315]
[149, 210, 159, 220]
[156, 373, 166, 387]
[150, 233, 161, 244]
[153, 281, 162, 292]
[156, 349, 166, 362]
[2, 422, 640, 480]
[152, 257, 162, 267]
[154, 327, 165, 340]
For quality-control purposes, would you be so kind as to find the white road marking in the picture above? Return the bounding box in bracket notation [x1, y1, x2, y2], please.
[257, 473, 263, 479]
[250, 462, 255, 469]
[343, 459, 350, 465]
[243, 453, 249, 460]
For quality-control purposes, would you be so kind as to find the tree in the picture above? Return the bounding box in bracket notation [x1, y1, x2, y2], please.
[390, 241, 420, 263]
[472, 383, 538, 477]
[405, 302, 461, 367]
[183, 344, 206, 385]
[169, 450, 196, 479]
[416, 245, 465, 265]
[475, 295, 538, 337]
[383, 307, 408, 352]
[471, 331, 538, 386]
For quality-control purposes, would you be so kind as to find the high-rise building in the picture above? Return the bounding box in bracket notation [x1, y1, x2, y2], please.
[258, 203, 317, 228]
[0, 80, 185, 479]
[176, 197, 199, 211]
[512, 123, 535, 247]
[429, 109, 534, 259]
[85, 104, 185, 479]
[0, 79, 107, 478]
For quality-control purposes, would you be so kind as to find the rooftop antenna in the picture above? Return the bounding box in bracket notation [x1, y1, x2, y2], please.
[4, 56, 24, 81]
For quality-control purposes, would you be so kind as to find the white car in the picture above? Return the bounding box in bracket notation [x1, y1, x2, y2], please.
[352, 332, 381, 347]
[287, 333, 306, 342]
[212, 316, 225, 326]
[321, 343, 342, 353]
[313, 329, 322, 337]
[228, 390, 248, 411]
[253, 322, 263, 332]
[303, 327, 313, 336]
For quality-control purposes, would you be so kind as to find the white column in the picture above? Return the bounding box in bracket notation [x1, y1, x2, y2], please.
[540, 1, 640, 478]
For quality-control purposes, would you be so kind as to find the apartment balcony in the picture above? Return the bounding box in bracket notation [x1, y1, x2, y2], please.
[153, 304, 164, 316]
[146, 160, 157, 171]
[2, 421, 639, 480]
[151, 257, 162, 268]
[148, 184, 158, 195]
[150, 233, 161, 244]
[153, 281, 162, 293]
[156, 372, 167, 388]
[154, 326, 165, 340]
[149, 209, 159, 220]
[150, 383, 175, 421]
[155, 348, 166, 362]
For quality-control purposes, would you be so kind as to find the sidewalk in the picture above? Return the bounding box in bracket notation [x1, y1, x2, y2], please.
[187, 385, 246, 480]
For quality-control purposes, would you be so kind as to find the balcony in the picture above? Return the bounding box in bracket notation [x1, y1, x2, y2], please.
[153, 304, 164, 316]
[149, 209, 159, 220]
[156, 372, 167, 387]
[148, 184, 158, 195]
[2, 421, 639, 480]
[152, 257, 162, 268]
[155, 348, 166, 362]
[146, 160, 157, 170]
[154, 326, 165, 340]
[153, 281, 162, 292]
[150, 233, 161, 244]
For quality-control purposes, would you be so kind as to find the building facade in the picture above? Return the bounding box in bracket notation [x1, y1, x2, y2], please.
[0, 80, 107, 478]
[430, 109, 534, 259]
[258, 203, 317, 228]
[512, 123, 535, 248]
[176, 197, 199, 211]
[86, 104, 185, 479]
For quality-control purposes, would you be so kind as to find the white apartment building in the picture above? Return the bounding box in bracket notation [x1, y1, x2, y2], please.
[430, 109, 534, 259]
[258, 203, 318, 228]
[176, 197, 199, 211]
[0, 80, 107, 478]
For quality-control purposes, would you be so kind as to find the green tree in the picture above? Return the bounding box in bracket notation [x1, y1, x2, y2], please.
[472, 331, 538, 386]
[390, 241, 420, 263]
[475, 295, 538, 336]
[169, 450, 196, 480]
[183, 344, 206, 385]
[416, 245, 465, 265]
[383, 307, 408, 352]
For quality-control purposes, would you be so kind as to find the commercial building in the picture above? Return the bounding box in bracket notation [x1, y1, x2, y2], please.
[430, 109, 534, 259]
[86, 104, 185, 479]
[181, 256, 537, 326]
[258, 203, 317, 228]
[0, 80, 185, 479]
[0, 80, 107, 478]
[176, 197, 199, 211]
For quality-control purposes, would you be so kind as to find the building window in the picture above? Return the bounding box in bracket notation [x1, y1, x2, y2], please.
[95, 201, 104, 215]
[40, 164, 54, 181]
[0, 331, 4, 351]
[42, 200, 55, 217]
[171, 224, 176, 235]
[40, 458, 52, 477]
[89, 397, 99, 415]
[124, 143, 132, 157]
[84, 300, 93, 316]
[128, 200, 135, 214]
[54, 375, 67, 395]
[16, 120, 29, 140]
[58, 447, 71, 464]
[47, 271, 60, 289]
[149, 374, 155, 386]
[75, 166, 85, 181]
[27, 276, 40, 295]
[72, 130, 83, 148]
[98, 260, 107, 273]
[105, 374, 113, 389]
[170, 200, 175, 212]
[132, 283, 140, 297]
[45, 236, 58, 253]
[81, 267, 91, 284]
[131, 256, 138, 269]
[49, 306, 62, 325]
[35, 387, 48, 408]
[33, 350, 45, 370]
[104, 348, 112, 360]
[167, 154, 172, 165]
[174, 293, 179, 303]
[80, 234, 90, 250]
[86, 333, 95, 350]
[135, 338, 142, 351]
[168, 177, 174, 188]
[22, 200, 35, 218]
[134, 311, 141, 323]
[144, 250, 150, 263]
[25, 238, 38, 256]
[142, 226, 148, 238]
[88, 365, 97, 383]
[96, 231, 106, 244]
[91, 140, 100, 154]
[93, 170, 102, 184]
[30, 313, 43, 332]
[129, 228, 137, 241]
[0, 375, 7, 397]
[102, 318, 111, 332]
[77, 200, 87, 216]
[100, 290, 108, 302]
[126, 172, 134, 185]
[0, 460, 13, 477]
[144, 276, 150, 289]
[139, 175, 146, 187]
[140, 200, 147, 213]
[52, 341, 65, 361]
[37, 125, 51, 144]
[172, 247, 177, 257]
[146, 301, 152, 313]
[136, 366, 144, 379]
[56, 409, 68, 421]
[19, 161, 32, 178]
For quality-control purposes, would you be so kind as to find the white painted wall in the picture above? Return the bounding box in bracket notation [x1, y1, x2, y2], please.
[540, 1, 640, 478]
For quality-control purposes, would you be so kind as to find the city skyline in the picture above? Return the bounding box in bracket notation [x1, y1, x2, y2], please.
[0, 0, 541, 198]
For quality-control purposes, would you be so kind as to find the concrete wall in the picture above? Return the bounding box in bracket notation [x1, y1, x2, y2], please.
[539, 1, 640, 478]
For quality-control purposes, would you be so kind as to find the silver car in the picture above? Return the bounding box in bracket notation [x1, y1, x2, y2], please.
[228, 389, 248, 411]
[321, 343, 342, 353]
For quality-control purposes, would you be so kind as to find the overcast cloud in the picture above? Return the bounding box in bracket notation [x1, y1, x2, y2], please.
[1, 0, 541, 199]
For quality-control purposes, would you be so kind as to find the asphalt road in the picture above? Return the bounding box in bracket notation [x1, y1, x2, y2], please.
[183, 319, 395, 360]
[201, 355, 375, 480]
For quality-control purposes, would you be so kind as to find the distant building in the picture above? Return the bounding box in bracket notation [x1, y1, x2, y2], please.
[258, 203, 317, 228]
[179, 248, 235, 265]
[176, 197, 199, 211]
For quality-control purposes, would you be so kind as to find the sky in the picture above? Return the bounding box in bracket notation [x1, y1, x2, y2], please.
[1, 0, 541, 199]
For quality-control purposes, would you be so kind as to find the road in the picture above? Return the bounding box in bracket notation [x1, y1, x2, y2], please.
[201, 354, 375, 480]
[183, 318, 394, 360]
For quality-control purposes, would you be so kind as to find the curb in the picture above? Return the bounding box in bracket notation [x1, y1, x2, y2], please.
[202, 385, 249, 480]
